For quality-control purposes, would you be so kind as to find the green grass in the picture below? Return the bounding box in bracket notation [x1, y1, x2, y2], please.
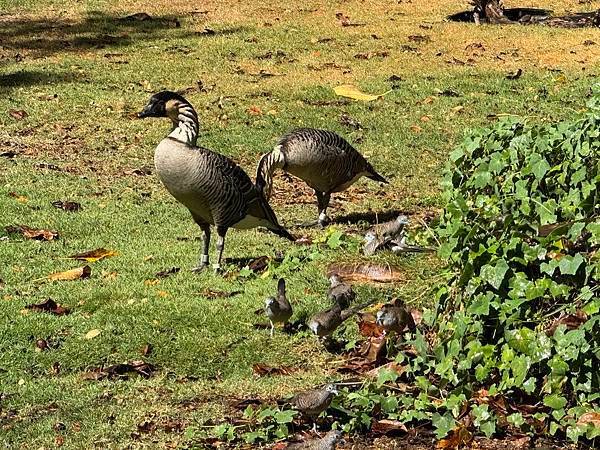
[1, 0, 598, 447]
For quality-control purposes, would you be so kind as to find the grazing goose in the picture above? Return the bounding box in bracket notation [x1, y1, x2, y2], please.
[264, 278, 293, 336]
[138, 91, 294, 271]
[256, 128, 388, 227]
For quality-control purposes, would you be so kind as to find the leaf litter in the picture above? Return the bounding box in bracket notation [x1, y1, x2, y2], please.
[25, 298, 70, 316]
[42, 265, 91, 282]
[68, 248, 117, 262]
[81, 360, 155, 381]
[5, 224, 59, 241]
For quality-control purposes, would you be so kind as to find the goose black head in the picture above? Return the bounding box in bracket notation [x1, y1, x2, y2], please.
[138, 90, 189, 119]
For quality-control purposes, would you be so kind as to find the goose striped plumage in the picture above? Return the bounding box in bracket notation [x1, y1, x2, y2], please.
[256, 128, 388, 226]
[138, 91, 293, 271]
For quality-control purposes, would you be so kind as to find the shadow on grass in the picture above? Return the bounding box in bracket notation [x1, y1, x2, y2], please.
[0, 69, 77, 89]
[333, 209, 408, 225]
[0, 10, 186, 59]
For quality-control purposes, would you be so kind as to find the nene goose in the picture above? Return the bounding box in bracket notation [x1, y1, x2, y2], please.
[256, 128, 388, 227]
[138, 91, 294, 271]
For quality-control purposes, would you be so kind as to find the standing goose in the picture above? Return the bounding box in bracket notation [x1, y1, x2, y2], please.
[256, 128, 388, 227]
[138, 91, 294, 271]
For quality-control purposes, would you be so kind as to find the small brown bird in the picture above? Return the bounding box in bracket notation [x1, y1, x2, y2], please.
[375, 299, 416, 335]
[308, 301, 373, 337]
[265, 278, 293, 336]
[327, 274, 355, 309]
[291, 384, 338, 432]
[363, 215, 409, 256]
[286, 430, 343, 450]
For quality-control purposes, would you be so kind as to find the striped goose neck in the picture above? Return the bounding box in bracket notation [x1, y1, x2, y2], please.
[168, 101, 199, 146]
[256, 147, 284, 200]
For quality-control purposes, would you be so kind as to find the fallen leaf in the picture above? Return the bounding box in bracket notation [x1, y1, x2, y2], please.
[123, 167, 152, 176]
[327, 263, 405, 284]
[156, 290, 169, 297]
[200, 289, 242, 299]
[360, 335, 387, 362]
[420, 115, 431, 122]
[294, 236, 313, 245]
[408, 34, 431, 43]
[46, 266, 91, 281]
[8, 192, 28, 203]
[247, 105, 262, 116]
[9, 109, 27, 120]
[121, 12, 152, 21]
[577, 412, 600, 427]
[340, 113, 362, 130]
[410, 124, 422, 133]
[144, 279, 160, 286]
[81, 360, 155, 381]
[357, 313, 385, 337]
[252, 363, 297, 377]
[84, 329, 101, 340]
[155, 267, 180, 278]
[25, 298, 70, 315]
[451, 105, 464, 114]
[506, 68, 523, 80]
[437, 425, 473, 449]
[35, 339, 49, 351]
[546, 311, 587, 336]
[333, 85, 389, 102]
[5, 224, 59, 241]
[51, 200, 82, 212]
[372, 419, 408, 435]
[69, 248, 117, 262]
[248, 255, 269, 272]
[365, 361, 405, 379]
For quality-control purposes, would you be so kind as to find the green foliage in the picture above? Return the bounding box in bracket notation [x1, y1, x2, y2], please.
[329, 86, 600, 443]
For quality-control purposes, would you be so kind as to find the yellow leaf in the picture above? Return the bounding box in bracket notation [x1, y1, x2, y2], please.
[84, 329, 101, 340]
[46, 265, 91, 281]
[69, 248, 118, 263]
[156, 290, 169, 297]
[333, 84, 389, 102]
[144, 279, 160, 286]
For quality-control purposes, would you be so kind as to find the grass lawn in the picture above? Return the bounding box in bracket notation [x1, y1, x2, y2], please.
[1, 0, 599, 447]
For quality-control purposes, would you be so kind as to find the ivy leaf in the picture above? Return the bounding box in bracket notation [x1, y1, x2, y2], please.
[480, 259, 509, 290]
[544, 394, 568, 410]
[432, 413, 455, 438]
[274, 410, 296, 424]
[558, 253, 584, 276]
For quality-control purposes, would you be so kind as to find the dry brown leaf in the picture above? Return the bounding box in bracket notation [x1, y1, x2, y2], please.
[546, 311, 587, 336]
[81, 360, 155, 381]
[26, 298, 70, 316]
[247, 105, 262, 116]
[69, 248, 117, 263]
[359, 335, 387, 362]
[46, 266, 91, 281]
[140, 343, 153, 356]
[155, 267, 180, 278]
[371, 419, 408, 435]
[200, 289, 242, 299]
[333, 85, 389, 102]
[577, 411, 600, 427]
[436, 425, 473, 449]
[9, 109, 27, 120]
[357, 313, 385, 337]
[252, 363, 297, 377]
[8, 192, 28, 203]
[365, 361, 405, 379]
[5, 224, 59, 241]
[51, 200, 82, 212]
[327, 263, 405, 284]
[410, 124, 422, 133]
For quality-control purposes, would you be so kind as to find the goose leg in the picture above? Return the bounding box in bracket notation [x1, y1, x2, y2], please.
[294, 191, 331, 228]
[192, 221, 211, 272]
[213, 226, 227, 272]
[315, 191, 331, 227]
